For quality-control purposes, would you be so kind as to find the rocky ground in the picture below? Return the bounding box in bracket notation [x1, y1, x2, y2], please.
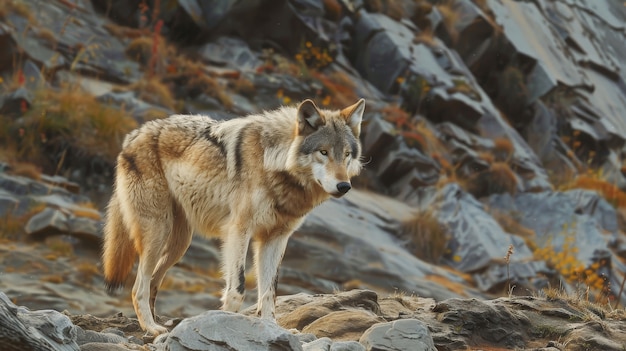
[2, 0, 626, 350]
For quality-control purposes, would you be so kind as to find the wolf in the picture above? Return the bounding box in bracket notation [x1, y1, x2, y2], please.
[102, 99, 365, 335]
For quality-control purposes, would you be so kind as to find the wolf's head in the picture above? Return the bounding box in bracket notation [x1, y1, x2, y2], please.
[291, 99, 365, 198]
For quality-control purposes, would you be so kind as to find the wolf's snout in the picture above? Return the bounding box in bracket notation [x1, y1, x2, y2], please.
[336, 182, 351, 194]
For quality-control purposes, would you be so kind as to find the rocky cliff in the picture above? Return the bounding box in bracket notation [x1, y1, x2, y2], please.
[1, 0, 626, 350]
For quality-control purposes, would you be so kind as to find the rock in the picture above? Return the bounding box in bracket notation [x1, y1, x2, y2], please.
[329, 341, 365, 351]
[276, 290, 380, 331]
[162, 310, 303, 351]
[473, 261, 550, 293]
[303, 337, 332, 351]
[302, 310, 382, 341]
[433, 184, 535, 274]
[198, 36, 262, 71]
[25, 207, 70, 238]
[488, 190, 615, 266]
[0, 22, 18, 73]
[359, 319, 436, 351]
[433, 298, 528, 349]
[79, 343, 137, 351]
[285, 189, 485, 301]
[75, 327, 127, 345]
[0, 87, 32, 116]
[68, 217, 103, 244]
[40, 175, 81, 194]
[0, 292, 79, 351]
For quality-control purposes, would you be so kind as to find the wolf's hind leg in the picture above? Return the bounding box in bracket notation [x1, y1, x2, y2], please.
[131, 218, 172, 336]
[149, 201, 193, 318]
[253, 234, 290, 319]
[220, 222, 252, 312]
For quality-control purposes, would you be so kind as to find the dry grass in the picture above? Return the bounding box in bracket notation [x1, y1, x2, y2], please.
[490, 210, 536, 250]
[401, 209, 448, 263]
[231, 77, 256, 98]
[46, 237, 74, 257]
[0, 201, 47, 240]
[76, 261, 100, 281]
[424, 274, 469, 297]
[465, 162, 518, 198]
[0, 84, 137, 167]
[41, 274, 65, 284]
[312, 70, 358, 109]
[436, 2, 461, 44]
[7, 162, 42, 180]
[0, 0, 36, 23]
[363, 0, 404, 21]
[413, 29, 437, 47]
[493, 137, 514, 161]
[125, 77, 175, 110]
[563, 174, 626, 208]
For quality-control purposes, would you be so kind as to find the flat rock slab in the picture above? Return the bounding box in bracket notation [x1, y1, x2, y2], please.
[162, 310, 303, 351]
[359, 319, 436, 351]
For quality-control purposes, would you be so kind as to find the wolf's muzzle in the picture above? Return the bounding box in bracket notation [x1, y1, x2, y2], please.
[336, 182, 351, 194]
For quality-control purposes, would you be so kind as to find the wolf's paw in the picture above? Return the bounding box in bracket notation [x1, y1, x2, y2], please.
[146, 324, 169, 336]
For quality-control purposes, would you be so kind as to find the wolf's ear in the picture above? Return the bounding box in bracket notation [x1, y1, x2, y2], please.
[297, 99, 324, 135]
[341, 99, 365, 137]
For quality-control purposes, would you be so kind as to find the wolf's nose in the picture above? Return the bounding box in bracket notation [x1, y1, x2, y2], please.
[337, 182, 351, 194]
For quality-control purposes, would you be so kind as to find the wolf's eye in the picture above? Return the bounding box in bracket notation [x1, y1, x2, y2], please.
[320, 150, 328, 156]
[345, 152, 351, 158]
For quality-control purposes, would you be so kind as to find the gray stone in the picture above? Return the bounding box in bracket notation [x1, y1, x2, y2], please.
[198, 37, 262, 71]
[75, 327, 127, 345]
[25, 207, 69, 238]
[303, 337, 332, 351]
[359, 319, 436, 351]
[163, 310, 303, 351]
[434, 184, 534, 273]
[0, 292, 79, 351]
[68, 217, 103, 244]
[330, 341, 366, 351]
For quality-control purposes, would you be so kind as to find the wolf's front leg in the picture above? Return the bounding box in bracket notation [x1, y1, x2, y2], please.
[253, 234, 291, 319]
[221, 224, 252, 312]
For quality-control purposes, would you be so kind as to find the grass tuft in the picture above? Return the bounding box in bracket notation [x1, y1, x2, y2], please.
[401, 209, 448, 263]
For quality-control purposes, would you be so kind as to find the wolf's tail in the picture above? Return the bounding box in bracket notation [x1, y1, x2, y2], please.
[102, 192, 136, 295]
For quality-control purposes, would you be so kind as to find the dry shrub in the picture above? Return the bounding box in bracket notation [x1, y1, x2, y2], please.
[125, 36, 153, 65]
[565, 174, 626, 208]
[72, 208, 101, 220]
[490, 210, 536, 250]
[0, 202, 47, 240]
[42, 274, 64, 284]
[322, 0, 342, 21]
[126, 77, 175, 110]
[364, 0, 404, 20]
[413, 30, 437, 47]
[493, 137, 514, 161]
[142, 108, 170, 122]
[401, 209, 448, 263]
[46, 237, 74, 257]
[231, 77, 256, 98]
[465, 162, 518, 199]
[0, 0, 35, 23]
[1, 84, 137, 166]
[77, 261, 100, 281]
[186, 74, 233, 109]
[436, 2, 460, 43]
[313, 70, 358, 108]
[424, 274, 469, 297]
[8, 162, 42, 180]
